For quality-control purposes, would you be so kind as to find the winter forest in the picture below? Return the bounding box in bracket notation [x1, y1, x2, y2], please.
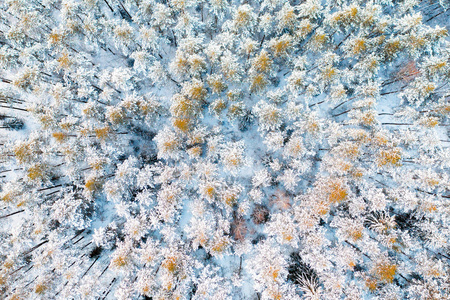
[0, 0, 449, 299]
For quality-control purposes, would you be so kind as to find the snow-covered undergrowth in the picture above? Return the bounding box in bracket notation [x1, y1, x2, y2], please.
[0, 0, 450, 299]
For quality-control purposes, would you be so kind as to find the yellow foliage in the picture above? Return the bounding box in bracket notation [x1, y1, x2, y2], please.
[13, 69, 38, 91]
[257, 103, 281, 129]
[427, 27, 448, 41]
[139, 100, 157, 115]
[82, 104, 97, 117]
[435, 104, 450, 115]
[162, 256, 177, 273]
[283, 135, 304, 159]
[210, 98, 227, 115]
[3, 259, 14, 270]
[38, 115, 53, 128]
[85, 177, 100, 192]
[373, 261, 397, 283]
[48, 31, 63, 46]
[270, 291, 282, 300]
[289, 73, 304, 88]
[388, 237, 397, 247]
[27, 164, 44, 181]
[221, 188, 240, 206]
[384, 40, 401, 59]
[372, 133, 389, 146]
[172, 118, 191, 132]
[222, 64, 239, 80]
[348, 228, 363, 242]
[35, 282, 48, 294]
[204, 185, 215, 199]
[1, 191, 14, 203]
[94, 126, 111, 140]
[278, 5, 296, 30]
[435, 61, 446, 69]
[227, 102, 245, 119]
[52, 132, 67, 142]
[227, 90, 241, 101]
[377, 148, 402, 167]
[427, 60, 447, 74]
[225, 156, 240, 168]
[305, 119, 320, 134]
[252, 51, 272, 73]
[348, 129, 370, 144]
[335, 160, 352, 173]
[360, 111, 376, 126]
[351, 168, 364, 179]
[13, 141, 34, 164]
[408, 35, 426, 51]
[312, 33, 327, 47]
[57, 51, 72, 70]
[422, 202, 437, 213]
[60, 121, 74, 131]
[419, 116, 439, 128]
[365, 278, 378, 292]
[173, 53, 189, 75]
[351, 38, 366, 55]
[297, 19, 313, 39]
[188, 131, 205, 145]
[141, 284, 151, 295]
[79, 127, 91, 137]
[224, 193, 236, 206]
[8, 293, 25, 300]
[184, 81, 207, 101]
[268, 266, 279, 280]
[107, 107, 125, 125]
[367, 57, 380, 72]
[343, 143, 360, 159]
[327, 180, 348, 204]
[282, 232, 293, 242]
[330, 5, 359, 27]
[270, 36, 292, 57]
[267, 109, 281, 124]
[89, 158, 105, 171]
[20, 12, 35, 28]
[207, 76, 227, 94]
[112, 254, 128, 268]
[171, 94, 197, 118]
[322, 66, 337, 80]
[211, 236, 229, 253]
[163, 138, 179, 153]
[250, 73, 268, 92]
[189, 55, 206, 73]
[16, 198, 26, 207]
[187, 146, 202, 157]
[234, 7, 253, 30]
[426, 178, 439, 188]
[316, 200, 330, 216]
[422, 83, 435, 94]
[114, 25, 133, 42]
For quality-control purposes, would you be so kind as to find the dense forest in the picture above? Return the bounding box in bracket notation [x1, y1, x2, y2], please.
[0, 0, 449, 299]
